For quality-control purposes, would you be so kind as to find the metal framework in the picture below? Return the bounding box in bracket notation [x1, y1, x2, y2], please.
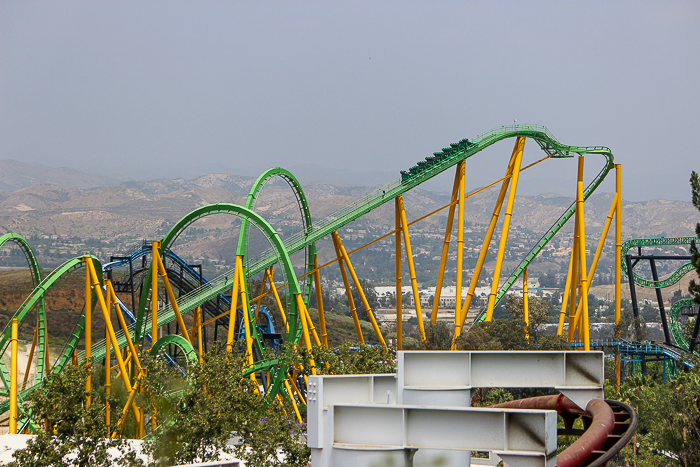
[308, 351, 634, 467]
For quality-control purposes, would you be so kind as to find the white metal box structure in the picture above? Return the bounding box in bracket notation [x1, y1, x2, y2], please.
[308, 351, 604, 467]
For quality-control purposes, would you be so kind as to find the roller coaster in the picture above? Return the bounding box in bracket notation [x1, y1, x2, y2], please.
[0, 123, 695, 465]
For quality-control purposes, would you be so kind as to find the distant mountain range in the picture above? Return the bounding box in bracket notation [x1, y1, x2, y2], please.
[0, 160, 122, 191]
[0, 159, 697, 247]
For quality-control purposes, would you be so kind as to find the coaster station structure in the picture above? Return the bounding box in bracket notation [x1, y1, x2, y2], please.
[0, 123, 682, 463]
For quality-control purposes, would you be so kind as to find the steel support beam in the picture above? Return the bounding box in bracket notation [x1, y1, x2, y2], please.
[649, 258, 672, 345]
[319, 404, 557, 467]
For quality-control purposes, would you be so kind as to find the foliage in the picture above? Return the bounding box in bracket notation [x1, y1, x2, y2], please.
[454, 322, 502, 350]
[309, 342, 396, 375]
[616, 307, 648, 341]
[454, 319, 527, 350]
[485, 387, 513, 405]
[348, 278, 380, 321]
[610, 355, 700, 467]
[421, 321, 453, 350]
[538, 271, 560, 288]
[455, 317, 569, 352]
[11, 345, 309, 467]
[9, 363, 143, 467]
[505, 294, 552, 342]
[143, 344, 309, 467]
[682, 317, 698, 346]
[533, 333, 570, 350]
[690, 171, 700, 305]
[486, 319, 529, 350]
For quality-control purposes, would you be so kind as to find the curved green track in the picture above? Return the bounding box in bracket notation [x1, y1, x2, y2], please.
[238, 167, 317, 306]
[620, 237, 699, 351]
[621, 237, 697, 289]
[0, 233, 46, 384]
[1, 124, 617, 413]
[669, 298, 698, 351]
[0, 255, 101, 417]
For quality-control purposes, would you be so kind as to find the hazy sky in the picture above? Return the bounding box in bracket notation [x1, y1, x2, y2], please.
[1, 1, 699, 201]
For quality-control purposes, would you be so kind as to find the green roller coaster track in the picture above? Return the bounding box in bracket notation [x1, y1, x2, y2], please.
[0, 233, 47, 384]
[621, 237, 697, 289]
[669, 298, 698, 351]
[0, 124, 618, 411]
[238, 167, 317, 307]
[0, 255, 101, 418]
[620, 236, 699, 351]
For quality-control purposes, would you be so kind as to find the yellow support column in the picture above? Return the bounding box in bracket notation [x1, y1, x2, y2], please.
[10, 318, 18, 434]
[332, 233, 365, 345]
[107, 282, 142, 372]
[615, 164, 622, 388]
[313, 257, 328, 347]
[105, 325, 111, 432]
[85, 258, 133, 393]
[226, 256, 242, 353]
[195, 306, 203, 363]
[523, 268, 529, 338]
[431, 167, 462, 324]
[237, 258, 254, 367]
[332, 231, 387, 349]
[557, 244, 575, 336]
[485, 137, 526, 321]
[395, 198, 403, 350]
[84, 257, 92, 406]
[255, 271, 269, 321]
[455, 161, 467, 329]
[151, 241, 159, 348]
[567, 212, 580, 341]
[302, 302, 322, 347]
[568, 193, 619, 335]
[154, 248, 192, 344]
[397, 195, 426, 342]
[21, 327, 37, 391]
[284, 380, 303, 423]
[296, 294, 316, 375]
[454, 153, 519, 343]
[266, 268, 288, 332]
[575, 156, 591, 350]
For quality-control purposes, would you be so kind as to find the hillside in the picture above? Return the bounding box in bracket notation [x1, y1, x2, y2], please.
[0, 163, 697, 286]
[0, 160, 121, 191]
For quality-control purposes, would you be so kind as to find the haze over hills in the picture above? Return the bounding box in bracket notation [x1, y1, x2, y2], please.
[0, 159, 697, 275]
[0, 159, 122, 191]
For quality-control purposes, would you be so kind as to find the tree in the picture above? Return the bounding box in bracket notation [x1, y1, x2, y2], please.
[309, 343, 396, 375]
[689, 171, 700, 305]
[505, 294, 552, 342]
[11, 346, 309, 467]
[454, 319, 528, 351]
[616, 307, 648, 342]
[612, 354, 700, 466]
[538, 271, 559, 288]
[9, 363, 142, 467]
[454, 322, 503, 350]
[487, 319, 529, 350]
[142, 345, 308, 467]
[343, 278, 380, 321]
[421, 321, 452, 350]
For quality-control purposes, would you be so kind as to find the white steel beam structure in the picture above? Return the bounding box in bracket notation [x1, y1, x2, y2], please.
[324, 404, 557, 467]
[308, 351, 605, 467]
[399, 351, 604, 409]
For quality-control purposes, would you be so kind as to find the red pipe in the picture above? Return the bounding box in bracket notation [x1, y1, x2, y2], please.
[492, 395, 615, 467]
